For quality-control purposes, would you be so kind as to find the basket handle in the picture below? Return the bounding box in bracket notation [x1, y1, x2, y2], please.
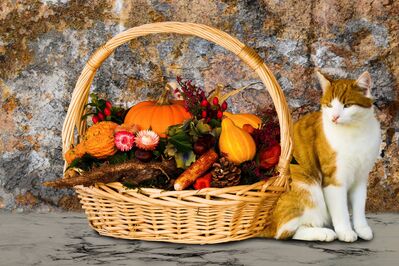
[62, 22, 293, 186]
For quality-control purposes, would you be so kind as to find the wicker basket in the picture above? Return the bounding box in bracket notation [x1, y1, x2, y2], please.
[63, 22, 293, 244]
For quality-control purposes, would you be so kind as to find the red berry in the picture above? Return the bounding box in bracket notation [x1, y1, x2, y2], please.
[105, 101, 112, 109]
[221, 101, 228, 111]
[201, 110, 207, 118]
[201, 99, 209, 107]
[104, 107, 111, 116]
[92, 115, 99, 124]
[212, 97, 219, 105]
[217, 110, 223, 119]
[97, 112, 105, 121]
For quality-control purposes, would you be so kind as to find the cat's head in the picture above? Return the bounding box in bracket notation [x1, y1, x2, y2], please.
[317, 71, 374, 125]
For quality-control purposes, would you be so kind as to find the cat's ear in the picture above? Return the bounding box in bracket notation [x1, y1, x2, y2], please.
[315, 70, 331, 93]
[355, 71, 372, 97]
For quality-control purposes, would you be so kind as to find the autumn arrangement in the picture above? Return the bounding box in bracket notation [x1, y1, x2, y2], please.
[45, 22, 293, 244]
[45, 78, 281, 192]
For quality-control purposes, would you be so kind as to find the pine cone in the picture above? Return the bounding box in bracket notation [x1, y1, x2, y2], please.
[211, 157, 241, 188]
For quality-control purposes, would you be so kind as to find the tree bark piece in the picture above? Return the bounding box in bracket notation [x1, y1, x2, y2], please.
[43, 159, 178, 189]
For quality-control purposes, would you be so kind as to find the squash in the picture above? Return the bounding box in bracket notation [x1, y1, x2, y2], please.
[64, 121, 118, 163]
[223, 112, 262, 129]
[219, 117, 256, 164]
[124, 87, 192, 137]
[83, 121, 118, 158]
[65, 143, 86, 164]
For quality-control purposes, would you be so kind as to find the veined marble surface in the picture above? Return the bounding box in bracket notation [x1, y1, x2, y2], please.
[0, 212, 398, 266]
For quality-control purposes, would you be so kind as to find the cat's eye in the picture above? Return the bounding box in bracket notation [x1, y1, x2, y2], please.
[344, 103, 353, 108]
[325, 103, 332, 108]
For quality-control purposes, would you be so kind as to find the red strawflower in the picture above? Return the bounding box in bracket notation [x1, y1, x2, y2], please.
[114, 131, 135, 152]
[259, 144, 281, 170]
[193, 173, 212, 190]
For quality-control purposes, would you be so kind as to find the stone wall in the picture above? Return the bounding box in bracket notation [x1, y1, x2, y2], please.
[0, 0, 398, 212]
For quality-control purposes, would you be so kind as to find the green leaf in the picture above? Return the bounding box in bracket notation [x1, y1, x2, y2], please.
[175, 151, 196, 169]
[97, 99, 106, 112]
[89, 93, 98, 105]
[209, 119, 221, 128]
[108, 152, 128, 164]
[196, 120, 212, 134]
[212, 127, 222, 139]
[168, 131, 193, 152]
[164, 143, 177, 157]
[66, 154, 102, 172]
[81, 112, 97, 121]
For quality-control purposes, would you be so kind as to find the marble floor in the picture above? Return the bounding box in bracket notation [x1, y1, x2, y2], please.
[0, 212, 398, 266]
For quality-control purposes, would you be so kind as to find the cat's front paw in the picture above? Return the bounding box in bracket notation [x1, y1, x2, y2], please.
[355, 225, 373, 240]
[336, 229, 358, 242]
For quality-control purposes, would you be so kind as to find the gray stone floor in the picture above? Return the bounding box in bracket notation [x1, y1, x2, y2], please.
[0, 212, 398, 266]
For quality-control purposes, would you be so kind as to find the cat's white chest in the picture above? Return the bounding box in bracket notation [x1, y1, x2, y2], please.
[323, 115, 381, 186]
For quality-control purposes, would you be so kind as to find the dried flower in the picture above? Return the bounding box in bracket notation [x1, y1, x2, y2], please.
[135, 130, 160, 150]
[114, 131, 135, 152]
[176, 77, 206, 118]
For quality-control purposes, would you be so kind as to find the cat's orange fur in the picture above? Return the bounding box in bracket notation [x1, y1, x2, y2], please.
[259, 71, 377, 241]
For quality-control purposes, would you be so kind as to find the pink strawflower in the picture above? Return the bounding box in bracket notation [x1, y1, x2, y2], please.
[135, 130, 160, 150]
[114, 131, 135, 152]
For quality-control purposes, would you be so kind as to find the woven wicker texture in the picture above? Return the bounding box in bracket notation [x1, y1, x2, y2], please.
[63, 22, 293, 244]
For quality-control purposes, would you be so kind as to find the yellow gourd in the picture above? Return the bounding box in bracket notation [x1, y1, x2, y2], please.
[219, 117, 256, 164]
[223, 112, 262, 129]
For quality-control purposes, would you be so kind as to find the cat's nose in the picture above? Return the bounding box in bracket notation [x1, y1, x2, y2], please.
[332, 115, 340, 123]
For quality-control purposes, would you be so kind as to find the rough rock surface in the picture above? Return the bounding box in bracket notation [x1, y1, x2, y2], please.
[0, 0, 398, 211]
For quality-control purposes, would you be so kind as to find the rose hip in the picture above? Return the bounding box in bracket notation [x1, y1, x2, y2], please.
[221, 101, 228, 111]
[217, 110, 223, 119]
[201, 110, 207, 118]
[105, 101, 112, 109]
[92, 115, 99, 124]
[212, 97, 219, 105]
[104, 107, 111, 116]
[201, 99, 209, 107]
[97, 112, 105, 121]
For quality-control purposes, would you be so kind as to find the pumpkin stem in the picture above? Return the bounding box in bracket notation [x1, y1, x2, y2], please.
[156, 84, 173, 105]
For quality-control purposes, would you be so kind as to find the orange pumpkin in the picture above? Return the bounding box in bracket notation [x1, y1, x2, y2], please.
[124, 88, 192, 137]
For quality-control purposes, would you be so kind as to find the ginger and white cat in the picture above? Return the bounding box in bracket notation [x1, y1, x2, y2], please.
[260, 71, 381, 242]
